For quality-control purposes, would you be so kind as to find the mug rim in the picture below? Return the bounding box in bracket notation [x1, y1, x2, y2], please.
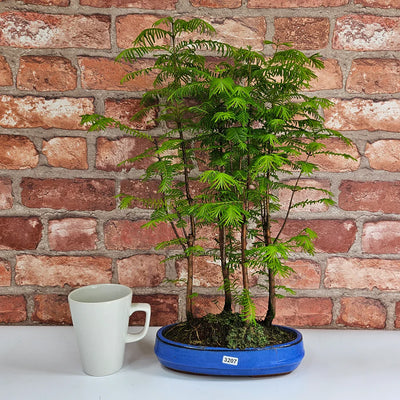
[68, 283, 132, 304]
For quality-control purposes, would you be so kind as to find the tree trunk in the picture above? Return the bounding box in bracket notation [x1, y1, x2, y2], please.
[219, 225, 232, 313]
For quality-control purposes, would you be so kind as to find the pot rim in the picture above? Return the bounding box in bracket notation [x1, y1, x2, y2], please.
[156, 323, 303, 352]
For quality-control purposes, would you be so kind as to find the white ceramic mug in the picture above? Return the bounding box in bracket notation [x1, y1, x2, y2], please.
[68, 283, 151, 376]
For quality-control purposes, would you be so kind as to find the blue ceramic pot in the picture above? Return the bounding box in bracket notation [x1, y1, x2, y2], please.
[154, 324, 305, 376]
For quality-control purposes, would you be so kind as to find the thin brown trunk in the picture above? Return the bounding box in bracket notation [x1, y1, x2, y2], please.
[264, 273, 276, 327]
[219, 225, 232, 312]
[177, 121, 196, 320]
[241, 222, 249, 291]
[186, 235, 195, 319]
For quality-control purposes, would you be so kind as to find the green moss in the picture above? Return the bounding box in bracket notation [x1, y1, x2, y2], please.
[164, 312, 296, 350]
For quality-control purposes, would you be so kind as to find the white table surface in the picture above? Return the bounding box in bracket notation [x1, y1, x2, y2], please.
[0, 326, 399, 400]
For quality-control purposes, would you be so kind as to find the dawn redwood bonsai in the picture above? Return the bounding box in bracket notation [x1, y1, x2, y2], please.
[82, 17, 353, 350]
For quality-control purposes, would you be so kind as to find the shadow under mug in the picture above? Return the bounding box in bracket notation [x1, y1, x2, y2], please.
[68, 283, 151, 376]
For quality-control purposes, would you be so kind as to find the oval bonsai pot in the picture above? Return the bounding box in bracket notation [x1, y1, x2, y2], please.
[154, 324, 305, 377]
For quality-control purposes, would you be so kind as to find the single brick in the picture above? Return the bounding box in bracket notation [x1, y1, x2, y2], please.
[325, 98, 400, 132]
[210, 17, 267, 50]
[0, 12, 110, 48]
[362, 221, 400, 254]
[42, 137, 88, 170]
[333, 15, 400, 51]
[190, 0, 242, 7]
[0, 217, 42, 250]
[308, 138, 360, 172]
[17, 56, 77, 92]
[130, 294, 179, 326]
[104, 219, 176, 250]
[347, 59, 400, 94]
[355, 0, 400, 7]
[32, 294, 71, 325]
[338, 297, 386, 329]
[15, 255, 112, 287]
[255, 297, 333, 326]
[96, 137, 155, 172]
[104, 98, 157, 130]
[274, 219, 357, 253]
[0, 178, 12, 210]
[276, 260, 321, 290]
[0, 96, 94, 130]
[21, 178, 116, 211]
[80, 0, 178, 9]
[0, 56, 12, 86]
[117, 254, 165, 287]
[48, 218, 98, 251]
[249, 0, 348, 6]
[79, 57, 155, 91]
[116, 14, 169, 49]
[279, 179, 331, 213]
[119, 180, 161, 209]
[0, 135, 38, 169]
[365, 140, 400, 172]
[0, 259, 11, 286]
[20, 0, 69, 5]
[325, 257, 400, 290]
[309, 58, 343, 91]
[339, 180, 400, 213]
[274, 18, 330, 50]
[0, 295, 27, 323]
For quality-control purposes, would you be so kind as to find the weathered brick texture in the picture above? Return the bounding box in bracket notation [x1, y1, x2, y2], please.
[0, 0, 399, 329]
[48, 218, 98, 251]
[0, 96, 94, 130]
[325, 98, 400, 132]
[365, 140, 400, 172]
[325, 258, 400, 290]
[17, 56, 77, 92]
[333, 15, 400, 51]
[191, 0, 242, 8]
[0, 12, 111, 48]
[32, 294, 71, 324]
[96, 137, 154, 171]
[339, 181, 400, 213]
[0, 296, 27, 323]
[337, 297, 386, 329]
[80, 0, 178, 9]
[0, 135, 38, 169]
[347, 59, 400, 94]
[249, 0, 348, 6]
[274, 18, 330, 50]
[0, 178, 12, 210]
[0, 57, 13, 86]
[79, 57, 155, 91]
[362, 221, 400, 254]
[21, 178, 116, 211]
[0, 260, 11, 286]
[0, 218, 42, 250]
[15, 255, 112, 287]
[354, 0, 400, 7]
[42, 137, 88, 170]
[104, 220, 175, 250]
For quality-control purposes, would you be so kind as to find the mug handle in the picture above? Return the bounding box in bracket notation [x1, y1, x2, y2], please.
[126, 303, 151, 343]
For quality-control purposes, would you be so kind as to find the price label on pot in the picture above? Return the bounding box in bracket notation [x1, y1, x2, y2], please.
[222, 356, 239, 366]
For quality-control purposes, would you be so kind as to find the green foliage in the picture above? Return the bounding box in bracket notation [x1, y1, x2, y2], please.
[81, 17, 354, 332]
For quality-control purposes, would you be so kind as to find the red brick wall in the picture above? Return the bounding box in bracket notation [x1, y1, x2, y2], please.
[1, 0, 400, 329]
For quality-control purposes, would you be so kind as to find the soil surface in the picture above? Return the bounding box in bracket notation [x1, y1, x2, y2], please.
[164, 312, 297, 350]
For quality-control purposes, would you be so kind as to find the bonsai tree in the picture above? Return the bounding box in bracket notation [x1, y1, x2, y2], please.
[82, 17, 353, 349]
[82, 17, 234, 321]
